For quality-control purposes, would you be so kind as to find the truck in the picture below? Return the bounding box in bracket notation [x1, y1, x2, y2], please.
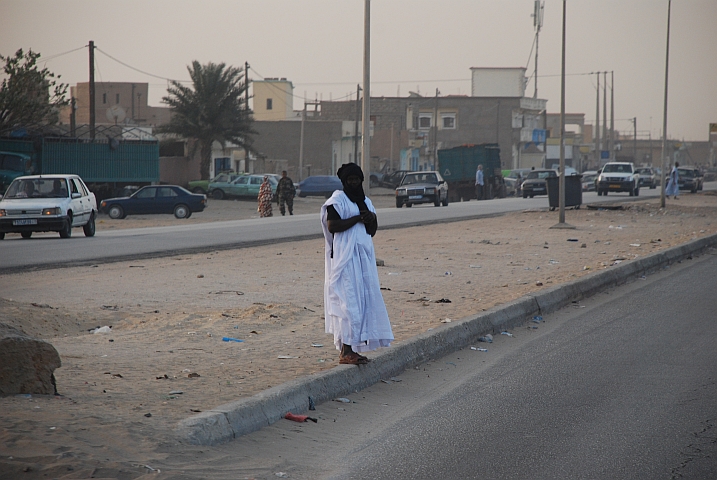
[0, 132, 159, 201]
[436, 144, 503, 202]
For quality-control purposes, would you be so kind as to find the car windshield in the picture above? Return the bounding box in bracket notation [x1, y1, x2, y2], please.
[401, 173, 438, 185]
[3, 178, 68, 199]
[636, 168, 652, 175]
[678, 168, 694, 178]
[0, 154, 27, 172]
[583, 174, 597, 182]
[526, 171, 554, 180]
[602, 164, 633, 173]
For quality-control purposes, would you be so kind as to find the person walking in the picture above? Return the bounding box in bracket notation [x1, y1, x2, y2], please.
[257, 175, 273, 217]
[665, 161, 680, 199]
[276, 170, 296, 216]
[475, 164, 484, 200]
[321, 163, 394, 365]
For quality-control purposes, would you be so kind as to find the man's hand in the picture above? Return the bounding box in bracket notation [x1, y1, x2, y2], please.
[360, 210, 376, 224]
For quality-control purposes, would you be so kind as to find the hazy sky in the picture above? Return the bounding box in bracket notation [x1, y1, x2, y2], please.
[1, 0, 715, 141]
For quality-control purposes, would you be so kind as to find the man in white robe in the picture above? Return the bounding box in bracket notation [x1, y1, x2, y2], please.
[321, 163, 394, 365]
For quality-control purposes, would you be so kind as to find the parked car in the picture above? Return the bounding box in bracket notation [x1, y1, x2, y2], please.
[395, 171, 448, 208]
[297, 175, 343, 198]
[636, 167, 657, 189]
[188, 172, 242, 194]
[209, 174, 278, 200]
[0, 174, 98, 239]
[504, 177, 518, 196]
[596, 162, 640, 196]
[581, 171, 598, 192]
[521, 169, 558, 198]
[378, 170, 410, 189]
[100, 185, 206, 219]
[677, 166, 704, 193]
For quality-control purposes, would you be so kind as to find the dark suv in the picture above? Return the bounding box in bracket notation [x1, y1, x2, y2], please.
[636, 167, 657, 189]
[521, 169, 558, 198]
[395, 171, 448, 208]
[677, 167, 703, 193]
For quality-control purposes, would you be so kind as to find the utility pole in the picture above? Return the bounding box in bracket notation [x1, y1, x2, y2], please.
[660, 0, 672, 208]
[532, 0, 544, 98]
[299, 100, 306, 181]
[70, 97, 76, 137]
[632, 117, 637, 162]
[602, 71, 607, 156]
[89, 40, 95, 140]
[244, 61, 250, 170]
[433, 88, 439, 168]
[595, 72, 600, 168]
[361, 0, 371, 194]
[354, 84, 361, 164]
[610, 71, 614, 160]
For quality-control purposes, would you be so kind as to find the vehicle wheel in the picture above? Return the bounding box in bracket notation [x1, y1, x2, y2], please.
[523, 192, 528, 198]
[550, 207, 556, 211]
[0, 232, 4, 240]
[59, 216, 72, 238]
[108, 205, 125, 219]
[212, 189, 225, 200]
[650, 184, 656, 189]
[174, 204, 190, 219]
[21, 231, 32, 239]
[434, 198, 441, 207]
[370, 176, 379, 188]
[635, 187, 640, 196]
[192, 187, 206, 194]
[396, 199, 402, 208]
[406, 203, 412, 208]
[442, 196, 448, 206]
[530, 195, 534, 198]
[629, 185, 634, 196]
[604, 190, 608, 195]
[299, 193, 306, 198]
[691, 187, 697, 193]
[83, 212, 96, 237]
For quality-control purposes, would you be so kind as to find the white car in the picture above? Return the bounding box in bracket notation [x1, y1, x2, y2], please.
[0, 175, 97, 239]
[596, 162, 640, 196]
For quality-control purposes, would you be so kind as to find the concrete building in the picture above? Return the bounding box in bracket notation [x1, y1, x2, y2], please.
[61, 82, 171, 128]
[319, 67, 548, 173]
[252, 78, 294, 121]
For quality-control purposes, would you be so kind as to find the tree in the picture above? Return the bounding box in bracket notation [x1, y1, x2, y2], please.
[0, 49, 69, 134]
[161, 61, 254, 180]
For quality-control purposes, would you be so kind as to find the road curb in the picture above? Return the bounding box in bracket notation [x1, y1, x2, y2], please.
[176, 232, 717, 445]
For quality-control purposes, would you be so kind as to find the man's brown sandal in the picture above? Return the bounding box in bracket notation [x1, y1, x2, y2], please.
[339, 352, 370, 365]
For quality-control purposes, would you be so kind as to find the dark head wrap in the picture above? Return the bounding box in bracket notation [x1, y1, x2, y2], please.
[337, 162, 366, 206]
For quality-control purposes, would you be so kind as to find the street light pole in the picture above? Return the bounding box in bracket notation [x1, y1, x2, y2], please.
[361, 0, 371, 194]
[660, 0, 672, 208]
[551, 0, 573, 230]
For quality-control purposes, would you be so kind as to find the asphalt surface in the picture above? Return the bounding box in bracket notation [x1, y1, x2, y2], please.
[216, 248, 717, 480]
[0, 187, 666, 272]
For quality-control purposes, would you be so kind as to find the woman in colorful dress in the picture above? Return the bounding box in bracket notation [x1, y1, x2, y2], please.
[257, 175, 273, 217]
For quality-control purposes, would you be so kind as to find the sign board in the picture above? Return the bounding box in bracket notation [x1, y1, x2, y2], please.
[601, 150, 610, 159]
[532, 129, 546, 144]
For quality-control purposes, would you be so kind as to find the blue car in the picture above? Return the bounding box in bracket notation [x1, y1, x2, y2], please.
[297, 176, 343, 198]
[100, 185, 207, 219]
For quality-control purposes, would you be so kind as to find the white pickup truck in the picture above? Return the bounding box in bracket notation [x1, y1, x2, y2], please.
[0, 174, 97, 239]
[596, 162, 640, 196]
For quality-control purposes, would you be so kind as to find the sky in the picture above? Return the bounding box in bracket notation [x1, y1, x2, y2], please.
[1, 0, 715, 141]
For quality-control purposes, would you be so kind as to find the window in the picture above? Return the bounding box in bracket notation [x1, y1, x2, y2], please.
[233, 176, 249, 185]
[441, 114, 456, 129]
[250, 177, 263, 185]
[266, 98, 273, 110]
[102, 93, 107, 104]
[116, 93, 120, 104]
[419, 113, 432, 130]
[135, 187, 156, 198]
[157, 187, 178, 198]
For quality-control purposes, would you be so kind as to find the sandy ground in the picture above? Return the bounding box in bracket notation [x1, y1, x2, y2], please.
[1, 190, 717, 479]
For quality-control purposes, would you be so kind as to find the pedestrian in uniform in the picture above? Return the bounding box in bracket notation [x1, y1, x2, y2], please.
[475, 164, 484, 200]
[321, 163, 394, 365]
[276, 170, 296, 216]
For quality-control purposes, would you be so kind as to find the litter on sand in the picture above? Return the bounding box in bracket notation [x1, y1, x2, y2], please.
[501, 331, 514, 337]
[471, 347, 488, 352]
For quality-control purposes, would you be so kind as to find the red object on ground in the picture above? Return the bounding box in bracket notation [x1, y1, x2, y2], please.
[285, 412, 308, 422]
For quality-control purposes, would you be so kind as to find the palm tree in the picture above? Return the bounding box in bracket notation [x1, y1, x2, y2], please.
[161, 61, 254, 180]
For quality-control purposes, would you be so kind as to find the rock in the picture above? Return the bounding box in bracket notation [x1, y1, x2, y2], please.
[0, 323, 61, 395]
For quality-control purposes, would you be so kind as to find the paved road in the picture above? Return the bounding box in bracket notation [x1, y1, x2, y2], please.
[0, 187, 670, 272]
[208, 251, 717, 480]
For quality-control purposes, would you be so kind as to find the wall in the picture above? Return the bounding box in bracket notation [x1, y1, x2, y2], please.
[252, 79, 294, 121]
[471, 67, 527, 98]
